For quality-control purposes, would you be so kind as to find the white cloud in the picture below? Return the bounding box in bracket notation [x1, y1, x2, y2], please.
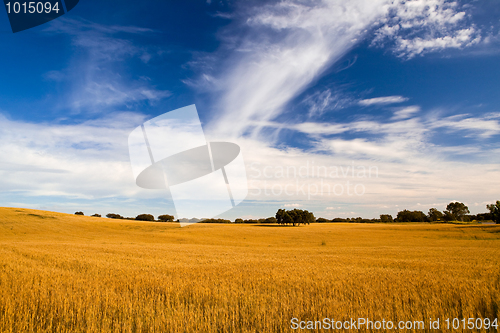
[3, 1, 494, 219]
[292, 122, 349, 135]
[484, 112, 500, 120]
[0, 113, 152, 200]
[240, 134, 500, 217]
[359, 95, 409, 106]
[372, 0, 481, 58]
[45, 18, 155, 61]
[1, 110, 498, 219]
[303, 89, 352, 117]
[395, 28, 481, 57]
[72, 81, 171, 109]
[198, 0, 483, 141]
[290, 110, 499, 144]
[207, 0, 392, 139]
[282, 117, 427, 140]
[392, 105, 420, 120]
[44, 18, 170, 112]
[430, 114, 500, 138]
[322, 138, 411, 160]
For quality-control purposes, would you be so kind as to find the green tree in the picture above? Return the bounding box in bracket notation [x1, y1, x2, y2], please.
[234, 218, 244, 224]
[380, 214, 393, 223]
[263, 217, 277, 224]
[283, 211, 294, 226]
[396, 210, 427, 222]
[201, 218, 231, 223]
[275, 208, 314, 226]
[477, 212, 493, 221]
[158, 214, 174, 222]
[106, 213, 123, 219]
[445, 202, 469, 221]
[74, 211, 84, 215]
[136, 214, 154, 221]
[276, 209, 286, 225]
[443, 211, 454, 221]
[91, 214, 101, 217]
[486, 201, 500, 224]
[428, 208, 443, 222]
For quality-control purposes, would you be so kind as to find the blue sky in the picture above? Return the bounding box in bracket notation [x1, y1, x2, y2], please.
[0, 0, 499, 219]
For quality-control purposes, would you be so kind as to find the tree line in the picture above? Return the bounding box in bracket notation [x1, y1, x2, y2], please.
[316, 201, 500, 224]
[74, 212, 175, 222]
[73, 200, 500, 225]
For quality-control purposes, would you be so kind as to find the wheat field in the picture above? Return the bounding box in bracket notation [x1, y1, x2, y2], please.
[0, 207, 499, 332]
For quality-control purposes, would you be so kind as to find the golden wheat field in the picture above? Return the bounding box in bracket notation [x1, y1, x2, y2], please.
[0, 207, 499, 332]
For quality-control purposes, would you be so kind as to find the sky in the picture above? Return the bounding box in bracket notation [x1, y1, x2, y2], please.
[0, 0, 499, 220]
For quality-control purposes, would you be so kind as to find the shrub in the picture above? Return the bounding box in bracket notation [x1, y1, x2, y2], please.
[428, 208, 443, 221]
[234, 218, 244, 223]
[106, 213, 123, 219]
[477, 213, 493, 221]
[74, 212, 84, 215]
[263, 217, 277, 224]
[136, 214, 155, 221]
[380, 214, 393, 223]
[351, 217, 376, 223]
[158, 214, 174, 222]
[487, 201, 500, 224]
[443, 211, 455, 221]
[91, 214, 101, 217]
[396, 210, 428, 222]
[201, 218, 231, 223]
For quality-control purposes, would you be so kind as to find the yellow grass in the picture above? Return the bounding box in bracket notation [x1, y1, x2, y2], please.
[0, 207, 499, 332]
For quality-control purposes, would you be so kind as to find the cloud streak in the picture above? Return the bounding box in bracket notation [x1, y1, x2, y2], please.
[359, 96, 409, 106]
[430, 114, 500, 138]
[205, 0, 481, 140]
[392, 106, 420, 120]
[45, 18, 170, 113]
[208, 0, 392, 138]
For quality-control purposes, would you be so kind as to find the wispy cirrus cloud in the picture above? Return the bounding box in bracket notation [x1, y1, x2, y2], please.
[207, 0, 392, 138]
[392, 106, 420, 120]
[430, 114, 500, 138]
[45, 18, 155, 61]
[71, 81, 171, 110]
[303, 88, 353, 117]
[203, 0, 481, 139]
[288, 111, 499, 142]
[359, 95, 409, 106]
[44, 18, 170, 113]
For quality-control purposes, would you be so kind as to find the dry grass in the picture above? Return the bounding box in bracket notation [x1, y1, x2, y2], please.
[0, 207, 499, 332]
